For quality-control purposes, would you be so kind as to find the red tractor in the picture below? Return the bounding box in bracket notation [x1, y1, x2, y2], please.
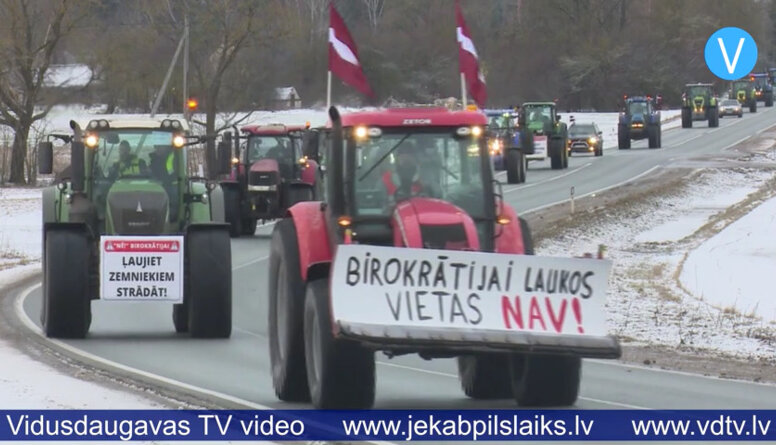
[269, 107, 620, 409]
[218, 124, 318, 237]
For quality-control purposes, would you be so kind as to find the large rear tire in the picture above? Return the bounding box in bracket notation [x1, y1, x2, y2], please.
[648, 125, 659, 148]
[505, 150, 522, 184]
[42, 229, 91, 338]
[681, 108, 692, 128]
[241, 218, 257, 236]
[458, 354, 512, 399]
[708, 109, 719, 128]
[223, 187, 242, 238]
[186, 227, 232, 338]
[510, 354, 581, 407]
[750, 101, 757, 113]
[284, 184, 314, 209]
[268, 219, 310, 401]
[549, 139, 565, 170]
[617, 125, 630, 149]
[304, 278, 375, 409]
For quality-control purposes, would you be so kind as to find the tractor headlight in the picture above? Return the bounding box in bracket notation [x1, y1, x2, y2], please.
[172, 134, 186, 148]
[489, 139, 501, 154]
[354, 126, 368, 139]
[85, 134, 98, 148]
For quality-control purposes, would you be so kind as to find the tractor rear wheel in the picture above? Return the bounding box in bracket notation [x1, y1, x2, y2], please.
[751, 101, 757, 113]
[618, 125, 630, 149]
[304, 278, 375, 409]
[268, 219, 310, 401]
[186, 227, 232, 338]
[505, 150, 523, 184]
[648, 125, 659, 148]
[42, 229, 91, 338]
[510, 354, 581, 407]
[284, 184, 314, 209]
[681, 108, 692, 128]
[241, 218, 257, 236]
[458, 354, 512, 399]
[708, 109, 719, 128]
[223, 187, 242, 238]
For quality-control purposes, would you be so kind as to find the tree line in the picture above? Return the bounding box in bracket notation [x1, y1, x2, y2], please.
[1, 0, 774, 183]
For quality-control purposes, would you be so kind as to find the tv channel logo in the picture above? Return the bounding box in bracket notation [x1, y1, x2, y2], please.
[705, 27, 758, 80]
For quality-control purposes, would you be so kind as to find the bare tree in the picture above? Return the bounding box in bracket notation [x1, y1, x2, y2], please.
[0, 0, 89, 184]
[363, 0, 385, 31]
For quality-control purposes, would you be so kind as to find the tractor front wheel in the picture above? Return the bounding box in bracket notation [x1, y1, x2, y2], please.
[618, 125, 630, 149]
[42, 229, 91, 338]
[185, 226, 232, 338]
[304, 278, 376, 409]
[268, 219, 310, 401]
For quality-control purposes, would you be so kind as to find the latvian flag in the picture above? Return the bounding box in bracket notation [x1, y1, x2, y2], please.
[456, 0, 487, 108]
[329, 4, 374, 98]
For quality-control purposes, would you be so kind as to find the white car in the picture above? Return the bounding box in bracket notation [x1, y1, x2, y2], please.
[719, 99, 743, 118]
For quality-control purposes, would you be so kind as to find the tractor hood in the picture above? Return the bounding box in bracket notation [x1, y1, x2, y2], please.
[106, 180, 169, 235]
[390, 197, 480, 250]
[250, 158, 279, 173]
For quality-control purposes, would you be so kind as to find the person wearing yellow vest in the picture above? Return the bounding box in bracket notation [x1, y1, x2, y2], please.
[150, 145, 176, 180]
[110, 140, 148, 179]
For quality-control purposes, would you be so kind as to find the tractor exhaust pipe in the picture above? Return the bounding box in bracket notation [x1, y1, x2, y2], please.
[328, 106, 344, 216]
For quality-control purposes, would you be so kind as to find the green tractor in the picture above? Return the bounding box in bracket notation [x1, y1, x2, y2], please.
[731, 79, 758, 113]
[520, 102, 568, 170]
[38, 117, 232, 339]
[681, 83, 719, 128]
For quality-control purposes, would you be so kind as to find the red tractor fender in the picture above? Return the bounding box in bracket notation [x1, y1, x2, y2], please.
[300, 159, 318, 185]
[287, 201, 332, 281]
[495, 201, 528, 254]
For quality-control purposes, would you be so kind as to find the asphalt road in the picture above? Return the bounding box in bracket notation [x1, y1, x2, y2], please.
[19, 107, 776, 413]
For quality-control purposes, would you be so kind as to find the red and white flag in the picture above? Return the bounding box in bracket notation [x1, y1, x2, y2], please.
[456, 1, 487, 108]
[329, 4, 374, 98]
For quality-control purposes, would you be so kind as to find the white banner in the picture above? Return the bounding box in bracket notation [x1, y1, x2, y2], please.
[100, 236, 184, 302]
[330, 245, 611, 337]
[532, 135, 548, 157]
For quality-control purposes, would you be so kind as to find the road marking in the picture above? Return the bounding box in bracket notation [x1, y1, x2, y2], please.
[504, 162, 592, 194]
[722, 135, 752, 151]
[378, 362, 650, 409]
[234, 255, 269, 270]
[15, 284, 274, 410]
[523, 165, 660, 214]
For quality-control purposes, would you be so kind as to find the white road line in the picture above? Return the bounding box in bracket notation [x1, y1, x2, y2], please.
[504, 162, 592, 194]
[234, 255, 269, 270]
[15, 284, 274, 410]
[523, 165, 660, 214]
[722, 135, 752, 151]
[377, 362, 650, 409]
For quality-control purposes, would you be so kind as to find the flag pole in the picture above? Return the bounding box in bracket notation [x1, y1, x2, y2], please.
[460, 72, 468, 108]
[326, 70, 332, 110]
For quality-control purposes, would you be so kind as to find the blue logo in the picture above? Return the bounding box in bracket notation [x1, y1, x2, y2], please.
[704, 27, 758, 80]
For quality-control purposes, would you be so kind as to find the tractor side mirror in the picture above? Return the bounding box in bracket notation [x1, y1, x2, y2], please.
[71, 141, 85, 192]
[302, 130, 320, 161]
[217, 141, 231, 175]
[38, 141, 53, 174]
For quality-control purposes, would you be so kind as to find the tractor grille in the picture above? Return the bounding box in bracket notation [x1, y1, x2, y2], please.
[420, 224, 469, 250]
[249, 171, 278, 186]
[109, 192, 167, 235]
[693, 98, 704, 108]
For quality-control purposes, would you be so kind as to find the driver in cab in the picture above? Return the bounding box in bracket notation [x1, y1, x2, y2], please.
[382, 143, 423, 203]
[109, 140, 148, 179]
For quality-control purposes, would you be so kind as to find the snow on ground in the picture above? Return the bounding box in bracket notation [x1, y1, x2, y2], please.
[0, 191, 268, 444]
[537, 167, 776, 359]
[681, 195, 776, 323]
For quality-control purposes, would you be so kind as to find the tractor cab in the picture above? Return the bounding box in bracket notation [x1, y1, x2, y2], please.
[238, 124, 314, 185]
[522, 102, 558, 135]
[317, 107, 498, 250]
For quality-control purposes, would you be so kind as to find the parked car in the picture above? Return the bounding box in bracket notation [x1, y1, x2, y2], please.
[718, 98, 743, 118]
[567, 122, 603, 156]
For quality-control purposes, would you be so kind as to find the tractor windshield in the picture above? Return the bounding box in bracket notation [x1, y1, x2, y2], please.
[627, 101, 648, 116]
[353, 130, 487, 219]
[687, 86, 711, 97]
[91, 129, 183, 182]
[732, 81, 750, 91]
[752, 76, 769, 88]
[247, 135, 300, 163]
[524, 105, 553, 126]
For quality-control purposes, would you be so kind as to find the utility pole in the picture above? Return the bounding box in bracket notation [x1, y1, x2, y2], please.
[183, 15, 190, 120]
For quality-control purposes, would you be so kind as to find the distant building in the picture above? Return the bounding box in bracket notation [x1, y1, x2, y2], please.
[273, 86, 301, 109]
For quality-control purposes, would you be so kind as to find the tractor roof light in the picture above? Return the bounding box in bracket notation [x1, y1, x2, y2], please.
[471, 126, 482, 137]
[84, 134, 99, 148]
[172, 134, 186, 148]
[231, 157, 239, 165]
[354, 126, 368, 139]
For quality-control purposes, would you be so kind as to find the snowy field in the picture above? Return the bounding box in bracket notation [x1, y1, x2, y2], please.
[539, 166, 776, 360]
